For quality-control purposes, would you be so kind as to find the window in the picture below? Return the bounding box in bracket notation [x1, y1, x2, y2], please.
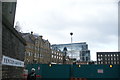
[38, 54, 39, 58]
[34, 53, 36, 57]
[52, 55, 53, 58]
[111, 54, 113, 57]
[114, 54, 116, 56]
[31, 53, 33, 56]
[111, 58, 113, 60]
[117, 54, 119, 56]
[111, 62, 113, 64]
[117, 62, 119, 64]
[98, 58, 101, 61]
[114, 62, 116, 64]
[30, 52, 32, 56]
[101, 62, 103, 64]
[40, 54, 42, 58]
[114, 58, 116, 60]
[117, 58, 119, 60]
[105, 58, 107, 60]
[52, 51, 54, 53]
[105, 62, 107, 64]
[99, 62, 101, 64]
[29, 52, 30, 56]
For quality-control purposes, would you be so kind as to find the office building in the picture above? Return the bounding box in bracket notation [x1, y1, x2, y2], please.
[97, 52, 120, 64]
[52, 42, 90, 62]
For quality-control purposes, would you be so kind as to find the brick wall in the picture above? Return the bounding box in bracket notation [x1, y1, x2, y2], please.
[0, 1, 2, 79]
[2, 24, 25, 79]
[2, 25, 25, 61]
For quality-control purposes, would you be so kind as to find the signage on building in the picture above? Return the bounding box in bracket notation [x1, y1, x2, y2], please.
[97, 69, 103, 73]
[2, 55, 24, 67]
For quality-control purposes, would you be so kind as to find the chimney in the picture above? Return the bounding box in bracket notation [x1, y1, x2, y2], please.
[39, 35, 43, 39]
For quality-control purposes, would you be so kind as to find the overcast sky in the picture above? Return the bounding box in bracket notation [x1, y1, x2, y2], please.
[15, 0, 119, 61]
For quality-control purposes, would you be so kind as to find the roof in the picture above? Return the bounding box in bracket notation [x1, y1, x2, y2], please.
[21, 33, 51, 45]
[52, 42, 87, 46]
[97, 52, 120, 54]
[21, 33, 35, 44]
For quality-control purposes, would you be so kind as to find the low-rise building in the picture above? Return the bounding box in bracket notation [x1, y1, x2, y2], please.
[97, 52, 120, 64]
[34, 35, 51, 64]
[51, 49, 63, 64]
[22, 32, 51, 64]
[21, 32, 35, 64]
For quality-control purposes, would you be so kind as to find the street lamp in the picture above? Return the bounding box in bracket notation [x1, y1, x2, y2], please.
[70, 32, 73, 59]
[70, 32, 74, 78]
[70, 32, 73, 44]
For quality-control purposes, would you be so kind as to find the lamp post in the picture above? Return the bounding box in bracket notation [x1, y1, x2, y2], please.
[70, 32, 73, 59]
[70, 32, 73, 44]
[70, 32, 73, 78]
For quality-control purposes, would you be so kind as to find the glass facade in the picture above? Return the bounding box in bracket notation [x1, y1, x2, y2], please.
[52, 42, 90, 61]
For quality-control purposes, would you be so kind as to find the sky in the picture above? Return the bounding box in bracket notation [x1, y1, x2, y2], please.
[15, 0, 119, 61]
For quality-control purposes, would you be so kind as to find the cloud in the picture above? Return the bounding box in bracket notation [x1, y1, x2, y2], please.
[15, 0, 118, 60]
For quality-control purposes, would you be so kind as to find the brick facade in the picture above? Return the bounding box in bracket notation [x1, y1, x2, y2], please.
[2, 2, 26, 79]
[22, 33, 51, 64]
[51, 50, 63, 64]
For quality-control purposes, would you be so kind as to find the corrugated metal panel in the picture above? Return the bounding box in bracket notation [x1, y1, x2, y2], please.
[41, 64, 70, 78]
[26, 64, 120, 79]
[73, 64, 120, 78]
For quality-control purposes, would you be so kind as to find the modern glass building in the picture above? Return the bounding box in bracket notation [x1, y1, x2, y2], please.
[52, 42, 90, 61]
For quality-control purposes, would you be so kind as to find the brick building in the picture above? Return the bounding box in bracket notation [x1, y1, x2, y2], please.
[34, 35, 51, 64]
[22, 32, 51, 64]
[21, 32, 35, 64]
[1, 2, 26, 79]
[22, 32, 66, 64]
[51, 49, 63, 64]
